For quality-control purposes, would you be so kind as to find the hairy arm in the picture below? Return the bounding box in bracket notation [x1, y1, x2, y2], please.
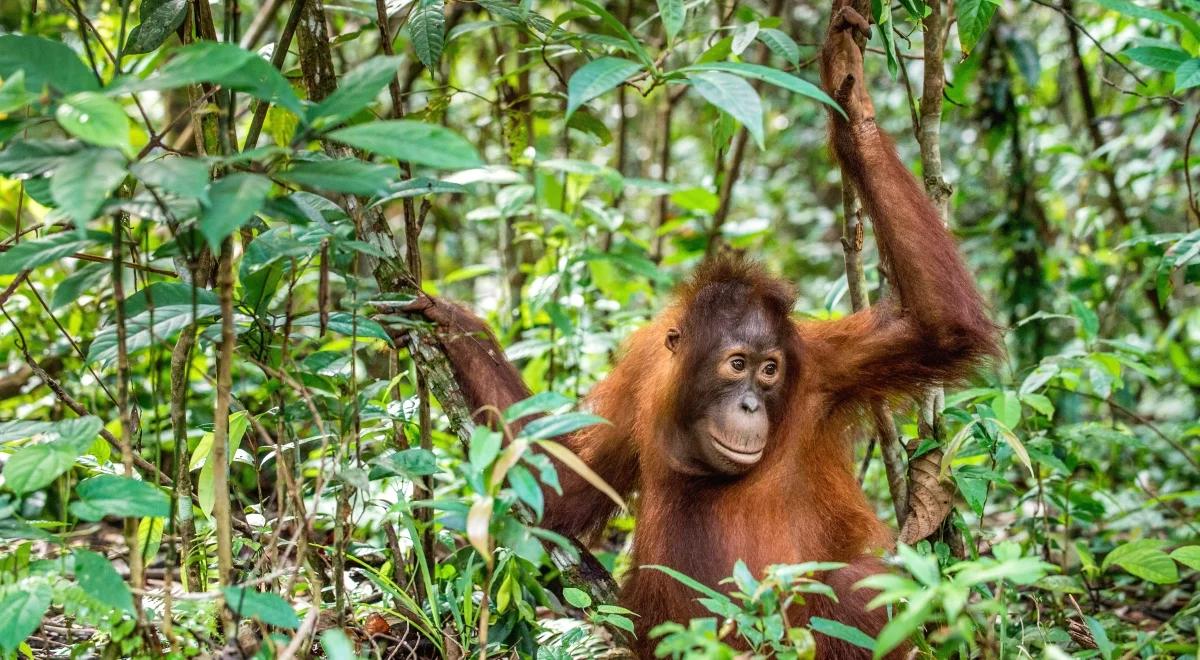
[809, 1, 1001, 406]
[409, 297, 638, 540]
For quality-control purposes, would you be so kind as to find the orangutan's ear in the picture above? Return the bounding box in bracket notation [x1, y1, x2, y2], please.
[665, 327, 681, 354]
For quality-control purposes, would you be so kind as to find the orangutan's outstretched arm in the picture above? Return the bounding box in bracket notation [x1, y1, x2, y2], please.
[808, 0, 1001, 406]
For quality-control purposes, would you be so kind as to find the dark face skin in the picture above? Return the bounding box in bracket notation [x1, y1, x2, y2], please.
[665, 303, 791, 477]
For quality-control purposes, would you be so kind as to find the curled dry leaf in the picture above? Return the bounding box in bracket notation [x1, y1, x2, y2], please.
[899, 446, 953, 545]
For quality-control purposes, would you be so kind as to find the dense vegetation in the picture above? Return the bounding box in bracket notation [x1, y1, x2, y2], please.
[0, 0, 1197, 657]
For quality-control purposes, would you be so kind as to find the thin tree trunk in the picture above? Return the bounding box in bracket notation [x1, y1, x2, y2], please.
[212, 240, 237, 632]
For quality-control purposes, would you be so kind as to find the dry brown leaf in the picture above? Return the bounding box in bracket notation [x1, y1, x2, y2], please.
[899, 446, 953, 545]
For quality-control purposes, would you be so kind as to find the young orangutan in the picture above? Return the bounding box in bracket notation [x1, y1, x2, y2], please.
[400, 2, 999, 656]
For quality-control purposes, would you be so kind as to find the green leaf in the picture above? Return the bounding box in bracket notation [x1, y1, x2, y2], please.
[0, 35, 99, 95]
[198, 173, 272, 251]
[70, 475, 171, 521]
[131, 157, 210, 200]
[0, 582, 51, 653]
[89, 303, 220, 364]
[687, 71, 764, 148]
[321, 630, 357, 660]
[410, 0, 447, 72]
[376, 448, 440, 479]
[657, 0, 685, 42]
[872, 0, 899, 76]
[504, 392, 573, 422]
[955, 0, 997, 56]
[51, 148, 128, 227]
[327, 120, 482, 170]
[992, 390, 1021, 429]
[277, 159, 399, 196]
[52, 262, 108, 309]
[506, 464, 543, 519]
[1123, 46, 1189, 72]
[308, 56, 404, 127]
[2, 417, 100, 494]
[0, 71, 31, 114]
[809, 617, 875, 650]
[873, 588, 935, 658]
[0, 230, 110, 275]
[575, 0, 655, 70]
[73, 549, 135, 614]
[123, 42, 302, 116]
[55, 92, 132, 156]
[756, 28, 801, 66]
[222, 586, 300, 629]
[1103, 539, 1179, 584]
[562, 587, 592, 608]
[643, 564, 731, 603]
[469, 427, 503, 469]
[521, 412, 606, 439]
[1170, 545, 1200, 570]
[1085, 616, 1115, 660]
[1096, 0, 1181, 25]
[679, 62, 839, 112]
[1175, 58, 1200, 92]
[290, 312, 394, 344]
[124, 0, 189, 54]
[4, 444, 78, 494]
[566, 57, 643, 119]
[0, 139, 81, 176]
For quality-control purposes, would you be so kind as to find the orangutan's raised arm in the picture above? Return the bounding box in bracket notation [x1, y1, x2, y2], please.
[806, 0, 1001, 407]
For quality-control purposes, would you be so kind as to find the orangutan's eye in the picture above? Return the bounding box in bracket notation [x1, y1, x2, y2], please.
[730, 357, 746, 372]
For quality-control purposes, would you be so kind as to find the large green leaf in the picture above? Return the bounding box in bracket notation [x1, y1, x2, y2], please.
[0, 230, 111, 275]
[223, 586, 300, 629]
[124, 0, 189, 55]
[0, 582, 51, 652]
[955, 0, 998, 56]
[809, 617, 875, 650]
[88, 303, 221, 364]
[1171, 545, 1200, 570]
[566, 57, 643, 119]
[1174, 58, 1200, 92]
[1103, 539, 1180, 584]
[55, 92, 132, 156]
[756, 28, 801, 66]
[277, 159, 399, 196]
[198, 173, 272, 251]
[290, 312, 395, 345]
[0, 139, 81, 176]
[657, 0, 685, 42]
[0, 35, 98, 95]
[308, 56, 404, 127]
[679, 62, 839, 112]
[131, 156, 211, 200]
[51, 148, 128, 227]
[73, 549, 135, 614]
[122, 42, 302, 116]
[410, 0, 447, 72]
[327, 120, 482, 170]
[687, 71, 764, 148]
[1123, 46, 1189, 72]
[0, 71, 31, 114]
[70, 475, 170, 521]
[2, 417, 101, 494]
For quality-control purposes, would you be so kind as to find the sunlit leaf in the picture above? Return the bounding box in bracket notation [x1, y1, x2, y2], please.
[410, 0, 446, 72]
[687, 71, 764, 148]
[327, 120, 482, 170]
[566, 57, 643, 119]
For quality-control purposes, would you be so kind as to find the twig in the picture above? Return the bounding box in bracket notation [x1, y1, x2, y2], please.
[243, 0, 309, 151]
[1185, 109, 1200, 230]
[1030, 0, 1147, 86]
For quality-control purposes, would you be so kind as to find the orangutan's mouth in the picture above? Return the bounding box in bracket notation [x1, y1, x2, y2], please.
[708, 431, 765, 465]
